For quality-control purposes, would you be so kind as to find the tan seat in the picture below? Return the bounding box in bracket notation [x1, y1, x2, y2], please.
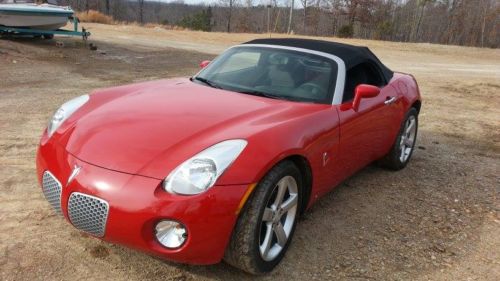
[267, 65, 295, 88]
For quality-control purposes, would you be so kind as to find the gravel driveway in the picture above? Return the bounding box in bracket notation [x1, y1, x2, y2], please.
[0, 25, 499, 280]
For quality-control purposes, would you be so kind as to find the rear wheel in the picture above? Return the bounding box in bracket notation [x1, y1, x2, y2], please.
[43, 34, 54, 40]
[379, 107, 418, 170]
[225, 161, 302, 274]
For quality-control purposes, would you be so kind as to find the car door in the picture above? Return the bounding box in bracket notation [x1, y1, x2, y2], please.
[334, 62, 400, 179]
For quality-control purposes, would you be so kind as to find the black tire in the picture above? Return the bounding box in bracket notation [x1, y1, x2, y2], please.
[379, 107, 418, 170]
[43, 34, 54, 40]
[224, 160, 302, 274]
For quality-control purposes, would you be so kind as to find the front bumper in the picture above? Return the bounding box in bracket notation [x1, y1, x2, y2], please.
[36, 139, 249, 264]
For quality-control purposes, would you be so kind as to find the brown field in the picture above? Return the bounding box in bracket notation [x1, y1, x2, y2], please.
[1, 23, 499, 281]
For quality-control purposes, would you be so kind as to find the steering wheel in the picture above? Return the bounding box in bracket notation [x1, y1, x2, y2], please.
[295, 82, 326, 98]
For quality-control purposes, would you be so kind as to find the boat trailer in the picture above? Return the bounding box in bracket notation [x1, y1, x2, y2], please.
[0, 16, 90, 40]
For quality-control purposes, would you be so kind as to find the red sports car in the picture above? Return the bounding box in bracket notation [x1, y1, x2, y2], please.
[36, 38, 421, 274]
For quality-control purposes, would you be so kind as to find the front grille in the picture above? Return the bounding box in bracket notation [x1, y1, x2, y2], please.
[68, 192, 109, 237]
[42, 171, 63, 215]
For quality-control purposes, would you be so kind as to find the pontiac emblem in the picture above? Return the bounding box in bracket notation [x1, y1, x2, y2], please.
[67, 165, 81, 186]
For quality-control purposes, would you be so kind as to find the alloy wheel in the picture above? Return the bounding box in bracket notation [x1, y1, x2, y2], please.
[259, 175, 298, 261]
[399, 115, 417, 163]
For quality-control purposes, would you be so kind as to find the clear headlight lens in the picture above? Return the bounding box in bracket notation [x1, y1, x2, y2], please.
[47, 95, 89, 138]
[163, 139, 247, 195]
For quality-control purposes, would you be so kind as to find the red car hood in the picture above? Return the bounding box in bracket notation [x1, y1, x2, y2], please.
[60, 78, 325, 179]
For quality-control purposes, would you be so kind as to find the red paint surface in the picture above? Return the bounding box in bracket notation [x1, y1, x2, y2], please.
[36, 72, 421, 264]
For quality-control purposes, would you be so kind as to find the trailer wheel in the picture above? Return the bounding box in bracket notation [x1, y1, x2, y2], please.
[43, 34, 54, 40]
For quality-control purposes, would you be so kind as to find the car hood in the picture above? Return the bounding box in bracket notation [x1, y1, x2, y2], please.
[60, 78, 326, 180]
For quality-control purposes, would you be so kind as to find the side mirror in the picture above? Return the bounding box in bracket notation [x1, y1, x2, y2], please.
[352, 84, 380, 111]
[199, 60, 211, 68]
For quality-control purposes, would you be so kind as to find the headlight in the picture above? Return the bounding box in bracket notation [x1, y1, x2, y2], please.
[163, 139, 247, 195]
[47, 95, 89, 138]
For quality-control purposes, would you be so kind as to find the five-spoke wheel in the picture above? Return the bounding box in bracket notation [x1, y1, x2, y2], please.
[259, 176, 298, 261]
[225, 161, 302, 274]
[399, 114, 417, 163]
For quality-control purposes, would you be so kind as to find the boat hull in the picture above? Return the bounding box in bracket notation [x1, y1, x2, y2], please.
[0, 4, 73, 30]
[0, 13, 69, 30]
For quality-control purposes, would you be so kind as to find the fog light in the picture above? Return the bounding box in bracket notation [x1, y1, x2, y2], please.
[155, 220, 187, 248]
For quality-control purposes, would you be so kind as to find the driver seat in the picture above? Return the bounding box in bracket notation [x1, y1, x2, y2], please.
[267, 64, 295, 88]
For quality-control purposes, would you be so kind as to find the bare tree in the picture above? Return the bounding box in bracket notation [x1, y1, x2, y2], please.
[343, 0, 360, 25]
[219, 0, 238, 32]
[105, 0, 110, 15]
[66, 0, 499, 48]
[238, 0, 254, 32]
[300, 0, 314, 33]
[412, 0, 434, 41]
[287, 0, 295, 34]
[138, 0, 144, 24]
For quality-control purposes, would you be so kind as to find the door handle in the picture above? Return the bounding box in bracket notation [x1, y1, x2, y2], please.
[384, 96, 397, 105]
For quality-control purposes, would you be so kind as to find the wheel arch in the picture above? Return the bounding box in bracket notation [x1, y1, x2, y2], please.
[248, 154, 313, 216]
[284, 155, 313, 215]
[411, 100, 422, 113]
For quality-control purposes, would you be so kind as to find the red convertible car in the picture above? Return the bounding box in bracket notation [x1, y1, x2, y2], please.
[36, 38, 421, 274]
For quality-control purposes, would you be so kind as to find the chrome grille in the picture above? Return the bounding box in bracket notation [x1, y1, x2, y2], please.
[68, 192, 109, 237]
[42, 171, 62, 215]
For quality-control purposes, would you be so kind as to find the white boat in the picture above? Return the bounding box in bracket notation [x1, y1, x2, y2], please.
[0, 0, 73, 30]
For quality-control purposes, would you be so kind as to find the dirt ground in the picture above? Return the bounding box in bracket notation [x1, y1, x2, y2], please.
[1, 23, 499, 281]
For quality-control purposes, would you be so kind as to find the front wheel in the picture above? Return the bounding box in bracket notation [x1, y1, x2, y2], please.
[379, 107, 418, 170]
[224, 161, 302, 274]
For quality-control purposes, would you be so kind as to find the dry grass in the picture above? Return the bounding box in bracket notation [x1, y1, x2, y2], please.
[76, 10, 115, 25]
[142, 23, 188, 31]
[74, 11, 190, 31]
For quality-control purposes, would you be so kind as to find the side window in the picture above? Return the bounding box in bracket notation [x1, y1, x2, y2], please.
[342, 62, 384, 103]
[218, 51, 261, 74]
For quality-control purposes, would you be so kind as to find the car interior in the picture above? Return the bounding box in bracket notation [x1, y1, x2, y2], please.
[342, 62, 385, 103]
[205, 49, 387, 105]
[209, 50, 336, 103]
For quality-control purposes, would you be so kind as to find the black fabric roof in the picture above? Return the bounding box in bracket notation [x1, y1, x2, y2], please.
[244, 38, 393, 83]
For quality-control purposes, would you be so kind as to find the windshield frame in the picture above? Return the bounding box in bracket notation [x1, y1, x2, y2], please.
[193, 44, 346, 105]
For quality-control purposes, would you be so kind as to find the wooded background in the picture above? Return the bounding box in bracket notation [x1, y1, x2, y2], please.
[62, 0, 499, 48]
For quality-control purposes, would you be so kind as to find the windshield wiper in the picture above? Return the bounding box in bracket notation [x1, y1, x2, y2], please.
[191, 77, 223, 89]
[238, 90, 304, 102]
[237, 90, 284, 100]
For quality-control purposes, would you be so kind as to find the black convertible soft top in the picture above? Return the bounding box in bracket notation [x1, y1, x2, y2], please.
[244, 38, 394, 83]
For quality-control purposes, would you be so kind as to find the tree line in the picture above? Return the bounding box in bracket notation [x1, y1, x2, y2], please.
[62, 0, 499, 48]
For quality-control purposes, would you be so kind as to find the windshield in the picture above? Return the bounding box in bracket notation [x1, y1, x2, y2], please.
[194, 46, 338, 104]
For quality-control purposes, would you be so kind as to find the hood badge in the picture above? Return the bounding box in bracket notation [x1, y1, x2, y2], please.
[67, 165, 81, 186]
